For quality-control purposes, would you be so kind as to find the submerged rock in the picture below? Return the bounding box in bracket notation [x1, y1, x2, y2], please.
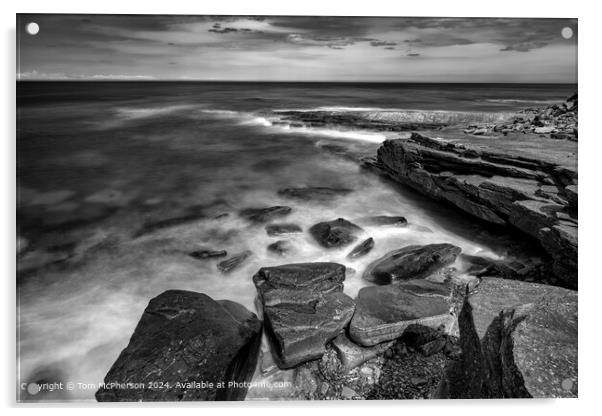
[349, 279, 455, 346]
[239, 206, 292, 223]
[347, 237, 375, 259]
[189, 249, 227, 260]
[356, 215, 408, 227]
[437, 278, 577, 398]
[253, 263, 354, 368]
[363, 243, 461, 284]
[277, 186, 353, 202]
[265, 223, 303, 236]
[217, 250, 253, 273]
[267, 240, 293, 256]
[309, 218, 363, 248]
[96, 290, 262, 401]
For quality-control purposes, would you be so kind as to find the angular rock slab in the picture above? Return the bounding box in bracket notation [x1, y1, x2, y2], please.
[96, 290, 262, 401]
[363, 243, 461, 284]
[349, 279, 455, 346]
[253, 262, 346, 299]
[439, 278, 577, 398]
[253, 263, 355, 368]
[263, 290, 355, 369]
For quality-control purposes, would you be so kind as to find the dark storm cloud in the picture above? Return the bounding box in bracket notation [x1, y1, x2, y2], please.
[16, 14, 577, 82]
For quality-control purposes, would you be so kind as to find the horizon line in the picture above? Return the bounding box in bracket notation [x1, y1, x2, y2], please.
[16, 79, 578, 85]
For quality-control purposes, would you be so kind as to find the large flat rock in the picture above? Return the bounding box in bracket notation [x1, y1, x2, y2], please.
[96, 290, 262, 401]
[362, 243, 461, 284]
[253, 263, 355, 368]
[349, 279, 455, 346]
[373, 133, 577, 285]
[438, 278, 577, 398]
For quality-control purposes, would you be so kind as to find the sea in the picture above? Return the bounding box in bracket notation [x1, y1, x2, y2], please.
[16, 81, 576, 401]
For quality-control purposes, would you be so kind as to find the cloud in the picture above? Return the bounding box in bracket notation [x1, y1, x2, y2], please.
[500, 41, 549, 52]
[370, 41, 397, 47]
[16, 14, 577, 82]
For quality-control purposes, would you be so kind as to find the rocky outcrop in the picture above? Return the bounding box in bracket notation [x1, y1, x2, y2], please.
[437, 278, 577, 398]
[363, 243, 461, 284]
[371, 133, 577, 285]
[309, 218, 363, 248]
[349, 279, 455, 346]
[253, 263, 355, 368]
[96, 290, 262, 401]
[461, 93, 577, 141]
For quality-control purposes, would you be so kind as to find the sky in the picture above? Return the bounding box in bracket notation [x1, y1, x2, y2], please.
[16, 14, 578, 83]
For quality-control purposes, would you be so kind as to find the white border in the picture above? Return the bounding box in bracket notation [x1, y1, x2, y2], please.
[2, 1, 600, 415]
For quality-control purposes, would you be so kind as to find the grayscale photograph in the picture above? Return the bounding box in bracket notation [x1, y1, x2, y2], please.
[16, 13, 578, 402]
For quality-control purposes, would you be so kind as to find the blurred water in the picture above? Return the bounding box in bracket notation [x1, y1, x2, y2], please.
[16, 82, 572, 401]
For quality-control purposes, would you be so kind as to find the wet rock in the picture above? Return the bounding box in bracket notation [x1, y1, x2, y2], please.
[189, 249, 227, 260]
[253, 263, 355, 368]
[217, 250, 253, 273]
[309, 218, 363, 248]
[239, 206, 292, 223]
[363, 243, 461, 284]
[347, 237, 374, 259]
[96, 290, 262, 401]
[265, 223, 303, 236]
[331, 334, 394, 371]
[277, 186, 353, 202]
[356, 215, 407, 227]
[267, 240, 293, 256]
[438, 278, 577, 398]
[349, 279, 455, 346]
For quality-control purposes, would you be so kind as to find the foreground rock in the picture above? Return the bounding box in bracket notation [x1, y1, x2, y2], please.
[309, 218, 363, 248]
[370, 132, 577, 285]
[239, 206, 292, 223]
[437, 278, 577, 398]
[96, 290, 262, 401]
[363, 243, 461, 284]
[253, 263, 355, 368]
[217, 250, 253, 273]
[349, 279, 455, 346]
[277, 186, 353, 202]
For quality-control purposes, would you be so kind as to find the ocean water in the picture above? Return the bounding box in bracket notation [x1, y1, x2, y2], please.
[16, 82, 575, 401]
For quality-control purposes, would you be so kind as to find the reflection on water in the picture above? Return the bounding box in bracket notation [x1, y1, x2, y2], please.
[17, 82, 566, 400]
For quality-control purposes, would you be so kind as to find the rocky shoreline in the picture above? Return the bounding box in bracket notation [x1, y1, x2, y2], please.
[96, 96, 578, 401]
